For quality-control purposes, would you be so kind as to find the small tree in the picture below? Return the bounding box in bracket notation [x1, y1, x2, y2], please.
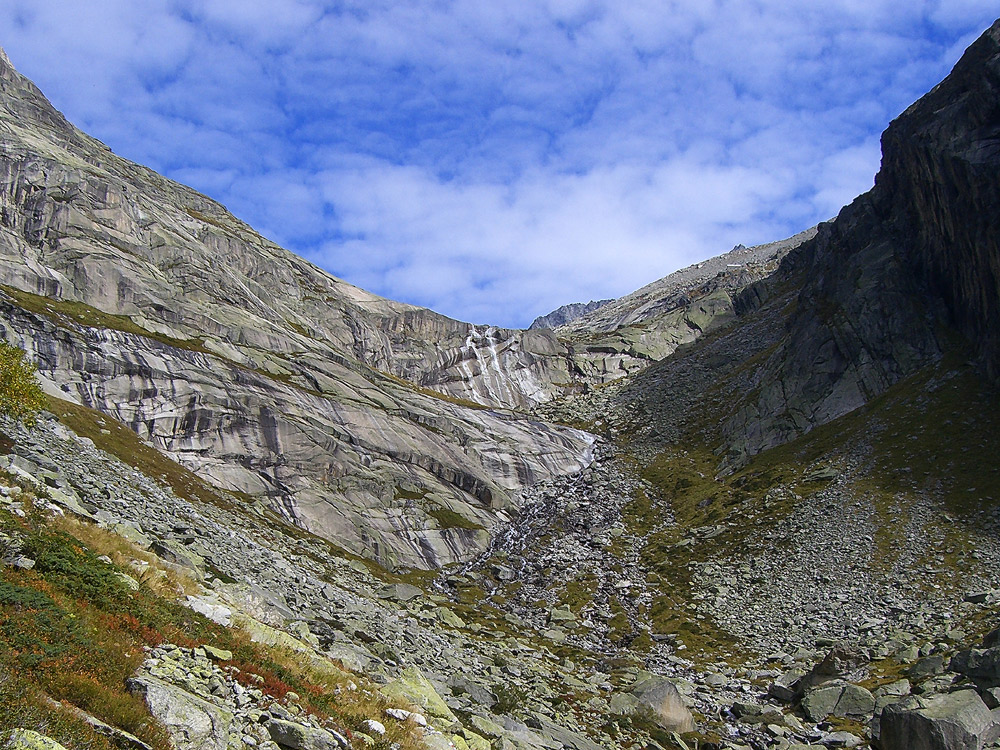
[0, 342, 45, 425]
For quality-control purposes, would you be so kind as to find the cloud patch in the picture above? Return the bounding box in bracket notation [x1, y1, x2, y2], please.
[0, 1, 995, 326]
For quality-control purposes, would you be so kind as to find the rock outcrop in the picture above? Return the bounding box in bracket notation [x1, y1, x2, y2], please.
[529, 299, 612, 330]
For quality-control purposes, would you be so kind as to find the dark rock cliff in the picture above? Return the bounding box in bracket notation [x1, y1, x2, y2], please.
[877, 19, 1000, 377]
[635, 19, 1000, 463]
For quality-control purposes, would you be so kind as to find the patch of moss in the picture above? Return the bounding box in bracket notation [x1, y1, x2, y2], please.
[426, 505, 485, 531]
[558, 574, 599, 614]
[183, 207, 230, 231]
[4, 286, 208, 354]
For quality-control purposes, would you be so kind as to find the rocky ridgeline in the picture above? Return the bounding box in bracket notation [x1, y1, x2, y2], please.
[529, 300, 614, 331]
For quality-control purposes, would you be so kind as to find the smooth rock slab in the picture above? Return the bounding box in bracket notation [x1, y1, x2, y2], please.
[879, 690, 997, 750]
[380, 666, 457, 722]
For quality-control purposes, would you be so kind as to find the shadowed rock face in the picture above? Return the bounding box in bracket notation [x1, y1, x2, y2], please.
[704, 20, 1000, 463]
[0, 48, 596, 570]
[877, 20, 1000, 378]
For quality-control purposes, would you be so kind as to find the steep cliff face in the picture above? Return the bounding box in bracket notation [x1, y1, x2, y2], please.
[697, 20, 1000, 462]
[877, 20, 1000, 377]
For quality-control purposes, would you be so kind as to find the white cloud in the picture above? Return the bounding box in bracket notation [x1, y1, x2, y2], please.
[0, 1, 997, 326]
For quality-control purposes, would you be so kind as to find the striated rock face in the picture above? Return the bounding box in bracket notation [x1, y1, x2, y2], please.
[0, 48, 595, 570]
[0, 35, 802, 567]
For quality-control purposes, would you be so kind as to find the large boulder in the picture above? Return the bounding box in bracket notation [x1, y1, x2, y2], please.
[801, 645, 868, 691]
[879, 690, 998, 750]
[951, 647, 1000, 687]
[265, 719, 347, 750]
[127, 675, 234, 750]
[624, 671, 696, 733]
[801, 680, 875, 722]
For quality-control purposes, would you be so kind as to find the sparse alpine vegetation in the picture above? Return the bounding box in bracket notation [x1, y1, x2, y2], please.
[0, 342, 44, 426]
[0, 16, 999, 750]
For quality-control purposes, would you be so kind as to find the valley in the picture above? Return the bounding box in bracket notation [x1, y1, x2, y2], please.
[0, 16, 999, 750]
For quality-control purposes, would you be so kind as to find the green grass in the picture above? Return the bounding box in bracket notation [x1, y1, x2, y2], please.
[426, 505, 485, 531]
[4, 286, 209, 355]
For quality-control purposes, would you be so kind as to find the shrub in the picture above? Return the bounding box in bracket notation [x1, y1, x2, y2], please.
[494, 683, 528, 715]
[20, 530, 133, 610]
[0, 342, 45, 425]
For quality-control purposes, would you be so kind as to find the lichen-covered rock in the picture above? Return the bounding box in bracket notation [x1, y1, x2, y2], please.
[3, 729, 69, 750]
[380, 666, 457, 722]
[128, 675, 235, 750]
[879, 690, 998, 750]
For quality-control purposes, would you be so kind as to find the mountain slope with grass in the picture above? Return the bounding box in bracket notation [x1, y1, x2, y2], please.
[1, 17, 1000, 750]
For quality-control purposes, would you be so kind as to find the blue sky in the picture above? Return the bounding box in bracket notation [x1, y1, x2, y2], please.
[0, 2, 996, 327]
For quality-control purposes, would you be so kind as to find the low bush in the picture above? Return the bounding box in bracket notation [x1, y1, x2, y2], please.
[0, 342, 45, 425]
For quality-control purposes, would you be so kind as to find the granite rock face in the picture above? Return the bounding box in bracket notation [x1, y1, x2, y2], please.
[0, 48, 595, 569]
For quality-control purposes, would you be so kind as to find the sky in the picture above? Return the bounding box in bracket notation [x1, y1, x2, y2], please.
[0, 2, 996, 327]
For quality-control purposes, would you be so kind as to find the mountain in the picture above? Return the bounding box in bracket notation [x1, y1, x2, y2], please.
[528, 299, 613, 330]
[1, 18, 1000, 750]
[0, 47, 600, 571]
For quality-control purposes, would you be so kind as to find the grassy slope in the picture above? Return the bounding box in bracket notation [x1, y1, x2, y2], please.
[614, 342, 1000, 667]
[0, 385, 442, 748]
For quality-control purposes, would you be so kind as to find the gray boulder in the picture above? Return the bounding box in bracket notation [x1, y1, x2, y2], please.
[770, 669, 807, 702]
[801, 680, 874, 722]
[879, 690, 998, 750]
[128, 675, 234, 750]
[266, 719, 348, 750]
[951, 647, 1000, 687]
[627, 671, 696, 733]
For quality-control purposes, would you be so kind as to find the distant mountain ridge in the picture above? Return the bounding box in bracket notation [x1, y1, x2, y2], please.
[528, 299, 613, 329]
